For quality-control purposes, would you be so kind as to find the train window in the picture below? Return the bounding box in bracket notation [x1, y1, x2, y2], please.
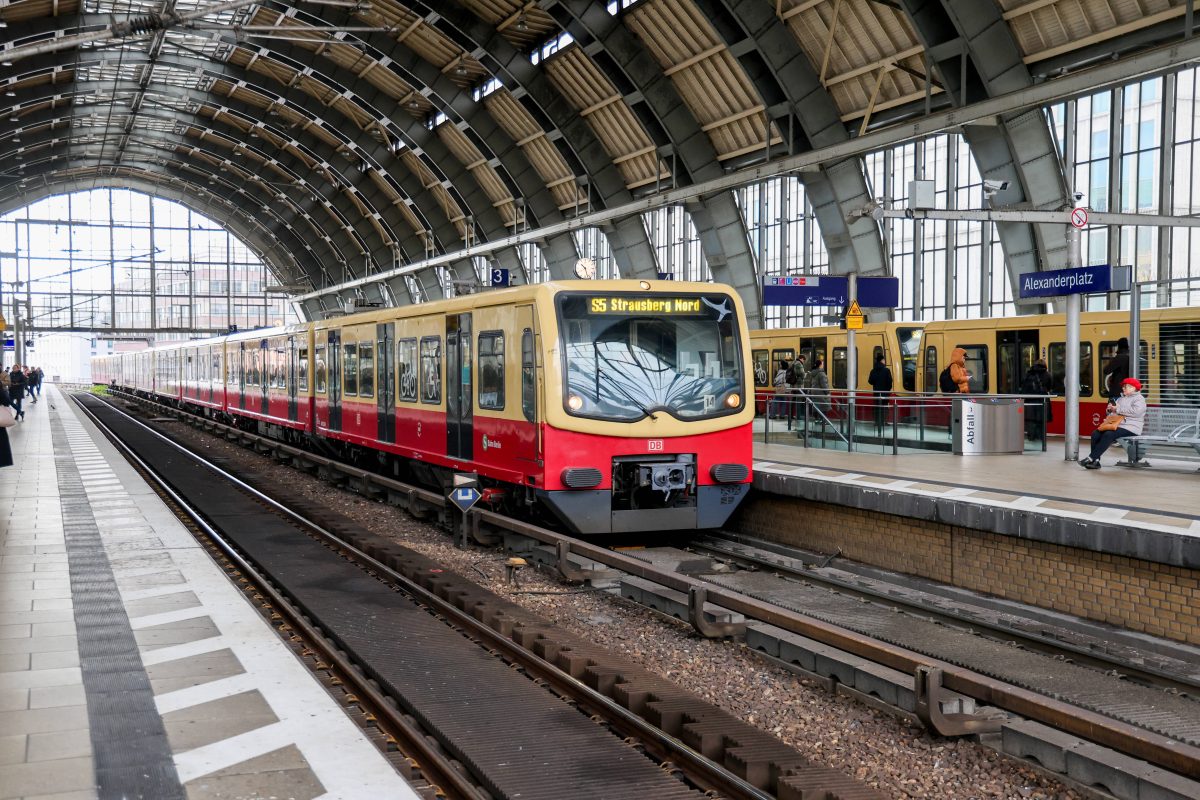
[771, 349, 795, 382]
[1160, 325, 1199, 404]
[478, 331, 505, 410]
[298, 346, 309, 392]
[959, 345, 989, 394]
[1099, 340, 1150, 396]
[397, 338, 418, 402]
[897, 327, 921, 391]
[521, 329, 535, 422]
[923, 346, 937, 393]
[752, 349, 769, 387]
[1048, 343, 1093, 397]
[420, 336, 442, 404]
[314, 344, 327, 393]
[799, 338, 826, 373]
[359, 341, 375, 398]
[831, 348, 848, 389]
[344, 341, 359, 396]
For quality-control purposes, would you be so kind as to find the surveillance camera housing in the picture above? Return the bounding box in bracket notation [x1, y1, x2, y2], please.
[982, 179, 1010, 193]
[1072, 191, 1085, 202]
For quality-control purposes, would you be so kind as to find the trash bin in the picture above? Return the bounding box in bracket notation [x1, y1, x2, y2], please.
[951, 397, 1025, 455]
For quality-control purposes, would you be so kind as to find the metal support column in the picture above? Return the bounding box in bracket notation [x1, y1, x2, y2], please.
[847, 273, 857, 453]
[1130, 281, 1142, 383]
[1064, 225, 1082, 461]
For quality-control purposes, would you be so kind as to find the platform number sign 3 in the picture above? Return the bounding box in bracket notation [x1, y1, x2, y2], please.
[490, 268, 510, 288]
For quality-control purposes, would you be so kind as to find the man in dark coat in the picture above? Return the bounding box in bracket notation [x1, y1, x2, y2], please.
[0, 382, 13, 468]
[867, 355, 893, 433]
[8, 366, 26, 420]
[29, 366, 42, 400]
[1104, 338, 1130, 399]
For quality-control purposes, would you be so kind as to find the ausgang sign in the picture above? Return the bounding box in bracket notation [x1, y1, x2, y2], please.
[1019, 264, 1111, 299]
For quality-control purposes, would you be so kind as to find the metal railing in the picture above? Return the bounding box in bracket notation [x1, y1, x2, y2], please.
[756, 390, 1051, 455]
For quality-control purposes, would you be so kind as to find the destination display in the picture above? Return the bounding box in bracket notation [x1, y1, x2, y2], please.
[588, 296, 706, 314]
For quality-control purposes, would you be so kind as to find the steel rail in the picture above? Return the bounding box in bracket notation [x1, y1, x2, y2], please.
[690, 536, 1200, 695]
[101, 388, 1200, 778]
[73, 396, 488, 800]
[82, 392, 775, 800]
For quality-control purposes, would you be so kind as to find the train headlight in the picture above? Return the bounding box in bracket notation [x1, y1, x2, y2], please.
[567, 393, 584, 411]
[639, 280, 651, 290]
[725, 393, 742, 409]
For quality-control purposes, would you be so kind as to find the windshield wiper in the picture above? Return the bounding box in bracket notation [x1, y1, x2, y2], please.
[594, 342, 658, 420]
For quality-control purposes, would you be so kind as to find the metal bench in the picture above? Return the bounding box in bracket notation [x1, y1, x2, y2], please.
[1115, 406, 1200, 470]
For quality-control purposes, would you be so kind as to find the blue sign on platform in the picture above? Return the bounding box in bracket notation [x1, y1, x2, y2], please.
[657, 271, 674, 281]
[490, 268, 510, 287]
[857, 276, 900, 308]
[450, 486, 481, 512]
[762, 275, 900, 308]
[762, 275, 849, 307]
[1019, 265, 1111, 299]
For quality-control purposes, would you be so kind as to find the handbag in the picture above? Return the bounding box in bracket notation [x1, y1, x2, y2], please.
[0, 405, 14, 429]
[1097, 413, 1124, 432]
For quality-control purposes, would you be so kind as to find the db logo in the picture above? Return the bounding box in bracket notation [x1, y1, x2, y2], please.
[1092, 412, 1102, 425]
[648, 440, 663, 451]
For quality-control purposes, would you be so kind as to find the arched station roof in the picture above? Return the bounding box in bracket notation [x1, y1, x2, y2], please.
[1, 0, 1194, 321]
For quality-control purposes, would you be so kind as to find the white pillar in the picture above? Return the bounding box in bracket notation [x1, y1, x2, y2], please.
[847, 273, 857, 452]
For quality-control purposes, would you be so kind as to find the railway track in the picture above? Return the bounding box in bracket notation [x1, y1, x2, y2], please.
[76, 391, 878, 800]
[98, 387, 1200, 792]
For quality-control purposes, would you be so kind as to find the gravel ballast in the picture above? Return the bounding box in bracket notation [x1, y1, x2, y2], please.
[148, 414, 1081, 800]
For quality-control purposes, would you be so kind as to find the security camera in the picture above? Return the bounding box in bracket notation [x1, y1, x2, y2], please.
[982, 179, 1010, 194]
[1072, 190, 1085, 202]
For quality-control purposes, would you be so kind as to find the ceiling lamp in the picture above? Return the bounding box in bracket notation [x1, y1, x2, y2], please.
[455, 63, 467, 76]
[516, 15, 527, 30]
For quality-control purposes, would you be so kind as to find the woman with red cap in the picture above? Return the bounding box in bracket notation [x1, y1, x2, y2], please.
[1081, 377, 1146, 469]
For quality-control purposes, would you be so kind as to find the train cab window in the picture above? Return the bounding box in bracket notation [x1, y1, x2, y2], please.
[478, 332, 505, 410]
[831, 348, 848, 389]
[923, 346, 937, 393]
[420, 336, 442, 404]
[959, 345, 989, 394]
[397, 338, 418, 402]
[770, 349, 795, 383]
[314, 344, 327, 393]
[897, 327, 922, 391]
[521, 329, 535, 422]
[344, 341, 358, 397]
[1048, 343, 1093, 396]
[752, 349, 769, 387]
[358, 341, 375, 398]
[298, 347, 309, 392]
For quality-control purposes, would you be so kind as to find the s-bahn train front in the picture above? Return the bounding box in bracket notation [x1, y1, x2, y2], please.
[536, 281, 754, 535]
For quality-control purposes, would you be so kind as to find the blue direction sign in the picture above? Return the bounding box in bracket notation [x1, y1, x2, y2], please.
[1019, 265, 1111, 299]
[490, 267, 510, 287]
[449, 486, 481, 512]
[857, 276, 899, 308]
[657, 271, 674, 281]
[762, 275, 848, 307]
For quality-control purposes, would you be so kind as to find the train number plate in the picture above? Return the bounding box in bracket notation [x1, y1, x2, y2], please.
[647, 440, 663, 451]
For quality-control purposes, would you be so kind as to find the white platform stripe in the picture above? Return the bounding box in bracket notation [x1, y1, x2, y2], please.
[64, 394, 418, 799]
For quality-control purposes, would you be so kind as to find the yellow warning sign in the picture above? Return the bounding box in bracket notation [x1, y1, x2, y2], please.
[845, 299, 864, 330]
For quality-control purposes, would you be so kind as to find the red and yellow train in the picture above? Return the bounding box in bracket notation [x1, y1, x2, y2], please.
[750, 306, 1199, 436]
[93, 280, 755, 535]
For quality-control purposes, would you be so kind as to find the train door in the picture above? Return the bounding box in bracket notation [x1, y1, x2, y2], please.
[516, 304, 540, 465]
[287, 335, 298, 422]
[377, 322, 396, 443]
[998, 329, 1039, 394]
[446, 313, 473, 461]
[259, 339, 270, 414]
[238, 342, 248, 410]
[328, 329, 342, 432]
[1159, 323, 1199, 405]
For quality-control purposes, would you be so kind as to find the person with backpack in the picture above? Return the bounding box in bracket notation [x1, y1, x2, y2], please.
[1020, 360, 1052, 440]
[802, 356, 830, 417]
[868, 354, 893, 434]
[770, 359, 790, 419]
[1103, 338, 1130, 400]
[943, 348, 971, 393]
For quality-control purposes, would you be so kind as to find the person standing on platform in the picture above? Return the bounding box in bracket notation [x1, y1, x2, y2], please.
[8, 365, 26, 421]
[868, 354, 893, 434]
[1021, 360, 1052, 441]
[0, 377, 12, 468]
[1104, 338, 1130, 400]
[29, 366, 42, 401]
[788, 354, 806, 388]
[949, 347, 971, 393]
[770, 359, 790, 419]
[803, 356, 830, 415]
[1081, 377, 1146, 469]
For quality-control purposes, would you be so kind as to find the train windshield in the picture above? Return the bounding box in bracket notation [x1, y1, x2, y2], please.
[557, 293, 743, 421]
